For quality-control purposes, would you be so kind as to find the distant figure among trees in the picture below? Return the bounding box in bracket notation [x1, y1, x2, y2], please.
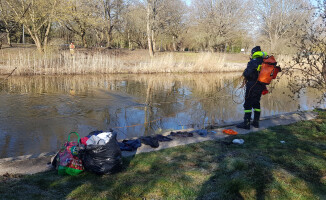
[69, 42, 75, 55]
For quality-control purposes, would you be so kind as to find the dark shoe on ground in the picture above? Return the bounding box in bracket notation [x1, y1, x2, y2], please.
[251, 121, 259, 128]
[252, 111, 260, 128]
[236, 122, 250, 130]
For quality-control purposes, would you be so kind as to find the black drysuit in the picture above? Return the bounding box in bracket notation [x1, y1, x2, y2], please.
[243, 57, 265, 113]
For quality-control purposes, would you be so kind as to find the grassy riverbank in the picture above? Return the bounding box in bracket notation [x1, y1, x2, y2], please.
[0, 45, 248, 75]
[1, 110, 325, 199]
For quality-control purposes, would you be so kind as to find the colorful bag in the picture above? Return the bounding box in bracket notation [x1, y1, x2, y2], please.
[222, 129, 238, 135]
[258, 56, 281, 85]
[57, 132, 84, 176]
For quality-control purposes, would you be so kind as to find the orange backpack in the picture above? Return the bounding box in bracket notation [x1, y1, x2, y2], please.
[258, 56, 281, 84]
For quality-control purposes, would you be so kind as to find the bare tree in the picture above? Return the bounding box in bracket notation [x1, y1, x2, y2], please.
[100, 0, 124, 48]
[103, 0, 114, 48]
[282, 0, 326, 101]
[0, 0, 15, 47]
[191, 0, 249, 52]
[123, 1, 147, 49]
[60, 0, 102, 48]
[5, 0, 58, 52]
[156, 0, 186, 51]
[253, 0, 312, 53]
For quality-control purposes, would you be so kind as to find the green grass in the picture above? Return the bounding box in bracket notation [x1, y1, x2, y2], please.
[1, 110, 326, 200]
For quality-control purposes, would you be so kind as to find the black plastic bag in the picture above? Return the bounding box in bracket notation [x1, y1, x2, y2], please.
[80, 132, 122, 175]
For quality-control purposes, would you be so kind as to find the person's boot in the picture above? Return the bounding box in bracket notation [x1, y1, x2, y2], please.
[236, 113, 251, 130]
[251, 111, 260, 128]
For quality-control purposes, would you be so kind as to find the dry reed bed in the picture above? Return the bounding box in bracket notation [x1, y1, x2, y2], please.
[0, 51, 246, 75]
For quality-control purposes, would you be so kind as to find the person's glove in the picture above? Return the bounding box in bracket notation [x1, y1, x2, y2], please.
[262, 89, 269, 95]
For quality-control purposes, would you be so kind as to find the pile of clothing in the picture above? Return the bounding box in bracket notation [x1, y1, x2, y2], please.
[80, 131, 113, 146]
[116, 129, 215, 152]
[118, 134, 173, 151]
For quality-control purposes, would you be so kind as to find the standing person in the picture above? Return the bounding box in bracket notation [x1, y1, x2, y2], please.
[69, 42, 75, 55]
[236, 46, 268, 129]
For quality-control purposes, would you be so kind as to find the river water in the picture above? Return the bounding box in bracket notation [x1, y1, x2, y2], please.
[0, 73, 324, 158]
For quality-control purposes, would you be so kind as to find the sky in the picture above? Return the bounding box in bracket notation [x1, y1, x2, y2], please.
[184, 0, 320, 7]
[184, 0, 191, 6]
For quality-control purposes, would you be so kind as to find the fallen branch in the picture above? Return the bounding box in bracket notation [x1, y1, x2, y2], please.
[0, 67, 17, 84]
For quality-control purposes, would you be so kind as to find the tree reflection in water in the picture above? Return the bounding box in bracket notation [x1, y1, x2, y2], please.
[0, 73, 324, 158]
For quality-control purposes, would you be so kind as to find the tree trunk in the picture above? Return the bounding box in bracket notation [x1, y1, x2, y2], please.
[5, 29, 12, 47]
[270, 34, 279, 53]
[270, 41, 275, 53]
[128, 30, 132, 50]
[26, 26, 43, 52]
[104, 1, 113, 48]
[34, 38, 43, 52]
[159, 40, 162, 51]
[81, 32, 87, 48]
[172, 36, 176, 51]
[106, 31, 112, 48]
[152, 29, 156, 51]
[322, 65, 326, 84]
[43, 21, 52, 52]
[147, 1, 154, 57]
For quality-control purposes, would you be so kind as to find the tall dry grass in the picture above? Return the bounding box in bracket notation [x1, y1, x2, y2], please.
[0, 50, 246, 75]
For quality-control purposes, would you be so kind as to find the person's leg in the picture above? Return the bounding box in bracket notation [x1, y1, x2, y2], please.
[236, 83, 254, 129]
[252, 109, 261, 128]
[251, 84, 264, 128]
[235, 110, 252, 129]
